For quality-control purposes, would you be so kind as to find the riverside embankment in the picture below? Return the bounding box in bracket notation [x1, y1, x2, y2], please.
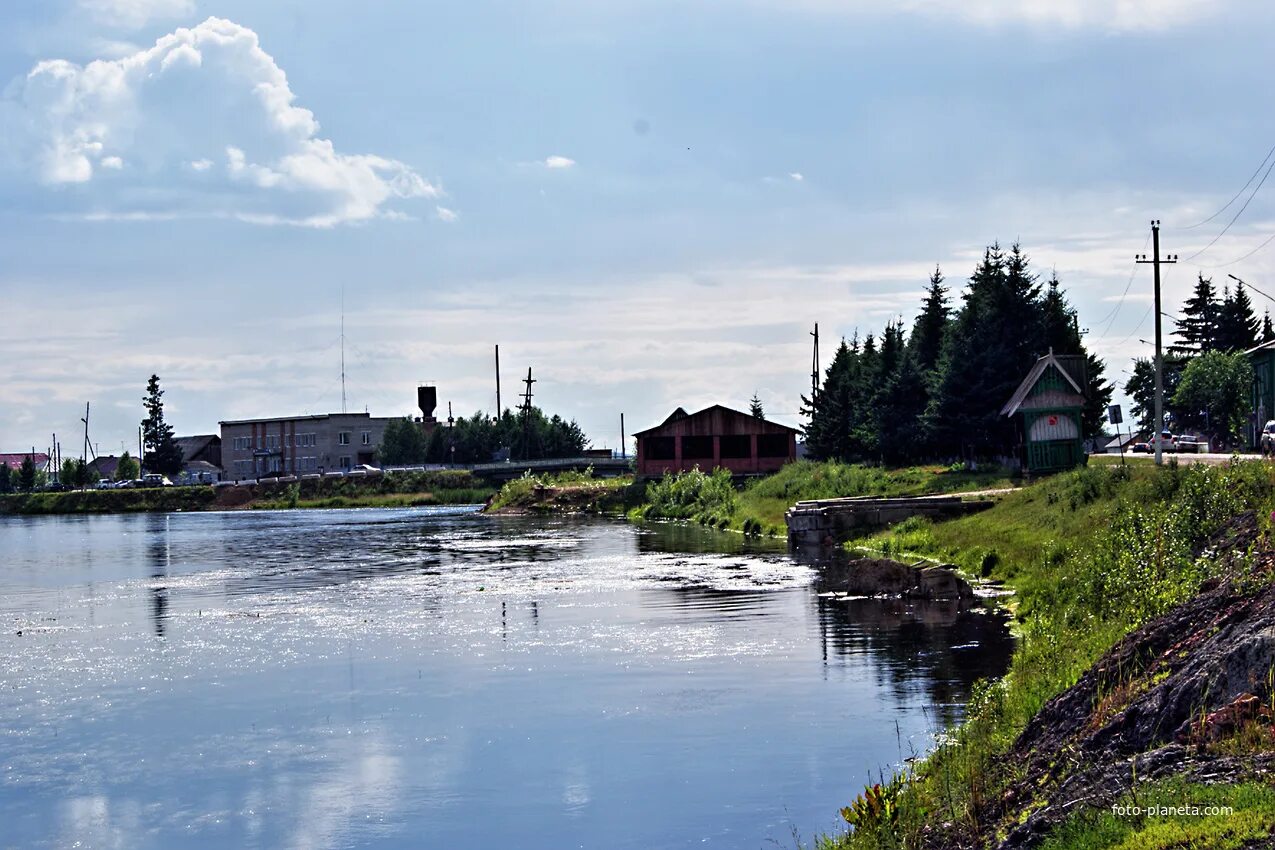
[0, 469, 494, 514]
[490, 458, 1275, 849]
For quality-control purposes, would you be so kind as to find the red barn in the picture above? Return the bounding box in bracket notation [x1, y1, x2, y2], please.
[633, 405, 799, 477]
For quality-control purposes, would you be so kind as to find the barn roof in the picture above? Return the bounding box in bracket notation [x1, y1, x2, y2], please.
[1000, 352, 1086, 418]
[0, 452, 49, 470]
[633, 404, 801, 437]
[175, 434, 220, 462]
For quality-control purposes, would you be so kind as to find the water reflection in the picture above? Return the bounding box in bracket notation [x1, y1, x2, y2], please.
[146, 513, 171, 638]
[0, 507, 1014, 850]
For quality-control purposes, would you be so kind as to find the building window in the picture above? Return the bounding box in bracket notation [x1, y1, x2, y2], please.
[361, 431, 371, 445]
[719, 435, 751, 459]
[340, 456, 352, 469]
[645, 436, 675, 460]
[757, 434, 790, 458]
[681, 435, 713, 460]
[338, 432, 351, 446]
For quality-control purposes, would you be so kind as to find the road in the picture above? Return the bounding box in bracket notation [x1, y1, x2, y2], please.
[1095, 452, 1261, 466]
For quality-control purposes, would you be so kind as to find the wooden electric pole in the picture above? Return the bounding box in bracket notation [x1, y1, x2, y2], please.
[1136, 220, 1177, 466]
[810, 323, 820, 402]
[520, 367, 535, 458]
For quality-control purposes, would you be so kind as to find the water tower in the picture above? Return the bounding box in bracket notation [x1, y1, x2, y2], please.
[417, 385, 438, 432]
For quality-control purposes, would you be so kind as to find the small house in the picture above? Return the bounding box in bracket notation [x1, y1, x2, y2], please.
[633, 405, 798, 477]
[1245, 340, 1275, 448]
[1000, 352, 1088, 474]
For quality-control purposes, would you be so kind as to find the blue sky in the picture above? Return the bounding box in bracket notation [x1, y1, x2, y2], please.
[3, 0, 1275, 455]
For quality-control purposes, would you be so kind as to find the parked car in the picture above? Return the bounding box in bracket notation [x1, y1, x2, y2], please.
[1131, 441, 1151, 454]
[1261, 421, 1275, 456]
[96, 478, 113, 489]
[141, 473, 172, 488]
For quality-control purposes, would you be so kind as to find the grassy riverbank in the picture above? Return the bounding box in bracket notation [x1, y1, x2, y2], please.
[0, 470, 496, 514]
[824, 459, 1275, 849]
[486, 461, 1018, 534]
[247, 470, 493, 510]
[0, 486, 217, 514]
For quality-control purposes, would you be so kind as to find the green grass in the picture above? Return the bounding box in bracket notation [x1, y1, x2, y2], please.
[487, 469, 640, 514]
[1037, 779, 1275, 850]
[0, 486, 217, 514]
[632, 460, 1017, 537]
[820, 459, 1275, 850]
[739, 460, 1015, 531]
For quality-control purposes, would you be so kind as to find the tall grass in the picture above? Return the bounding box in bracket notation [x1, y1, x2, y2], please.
[824, 460, 1275, 849]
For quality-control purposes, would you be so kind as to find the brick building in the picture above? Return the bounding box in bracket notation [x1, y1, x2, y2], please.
[633, 405, 798, 477]
[220, 413, 394, 480]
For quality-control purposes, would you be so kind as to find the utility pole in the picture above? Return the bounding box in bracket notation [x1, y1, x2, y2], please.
[495, 345, 502, 420]
[1136, 220, 1178, 466]
[810, 323, 820, 402]
[519, 367, 536, 460]
[620, 413, 626, 459]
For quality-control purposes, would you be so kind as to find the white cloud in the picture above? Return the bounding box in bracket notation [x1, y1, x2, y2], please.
[435, 206, 458, 223]
[100, 156, 124, 169]
[79, 0, 196, 29]
[788, 172, 804, 182]
[544, 155, 576, 169]
[6, 17, 439, 227]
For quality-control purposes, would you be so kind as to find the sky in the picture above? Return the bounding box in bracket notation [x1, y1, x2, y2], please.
[3, 0, 1275, 456]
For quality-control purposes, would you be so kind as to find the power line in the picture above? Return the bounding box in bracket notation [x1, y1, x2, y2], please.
[1193, 227, 1275, 269]
[1180, 154, 1275, 263]
[1095, 230, 1153, 337]
[1114, 304, 1154, 347]
[1177, 141, 1275, 230]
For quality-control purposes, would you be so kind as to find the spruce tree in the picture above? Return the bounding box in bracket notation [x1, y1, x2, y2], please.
[909, 267, 949, 374]
[18, 456, 36, 492]
[801, 339, 856, 461]
[926, 244, 1044, 456]
[1264, 310, 1275, 344]
[1173, 274, 1220, 355]
[874, 351, 929, 464]
[0, 463, 10, 494]
[1216, 284, 1260, 352]
[1041, 273, 1081, 353]
[1081, 352, 1114, 439]
[141, 375, 185, 476]
[748, 393, 765, 419]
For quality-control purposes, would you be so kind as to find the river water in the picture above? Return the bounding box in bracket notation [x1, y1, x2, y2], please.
[0, 507, 1012, 849]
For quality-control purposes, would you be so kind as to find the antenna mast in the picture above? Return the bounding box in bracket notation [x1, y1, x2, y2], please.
[340, 289, 348, 414]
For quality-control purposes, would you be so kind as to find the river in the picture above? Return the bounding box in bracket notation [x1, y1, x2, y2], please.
[0, 506, 1013, 849]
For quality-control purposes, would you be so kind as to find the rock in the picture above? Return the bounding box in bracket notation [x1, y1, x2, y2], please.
[1175, 693, 1270, 745]
[818, 557, 974, 601]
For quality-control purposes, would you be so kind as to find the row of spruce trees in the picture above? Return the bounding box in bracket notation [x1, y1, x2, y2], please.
[802, 243, 1111, 464]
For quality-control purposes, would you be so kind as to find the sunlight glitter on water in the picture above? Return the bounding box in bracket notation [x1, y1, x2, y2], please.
[0, 507, 1012, 850]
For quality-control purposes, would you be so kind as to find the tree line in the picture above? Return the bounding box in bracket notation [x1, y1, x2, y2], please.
[802, 243, 1111, 464]
[1122, 274, 1271, 443]
[379, 408, 589, 466]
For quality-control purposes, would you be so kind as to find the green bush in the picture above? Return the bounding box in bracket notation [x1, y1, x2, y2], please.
[643, 467, 739, 522]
